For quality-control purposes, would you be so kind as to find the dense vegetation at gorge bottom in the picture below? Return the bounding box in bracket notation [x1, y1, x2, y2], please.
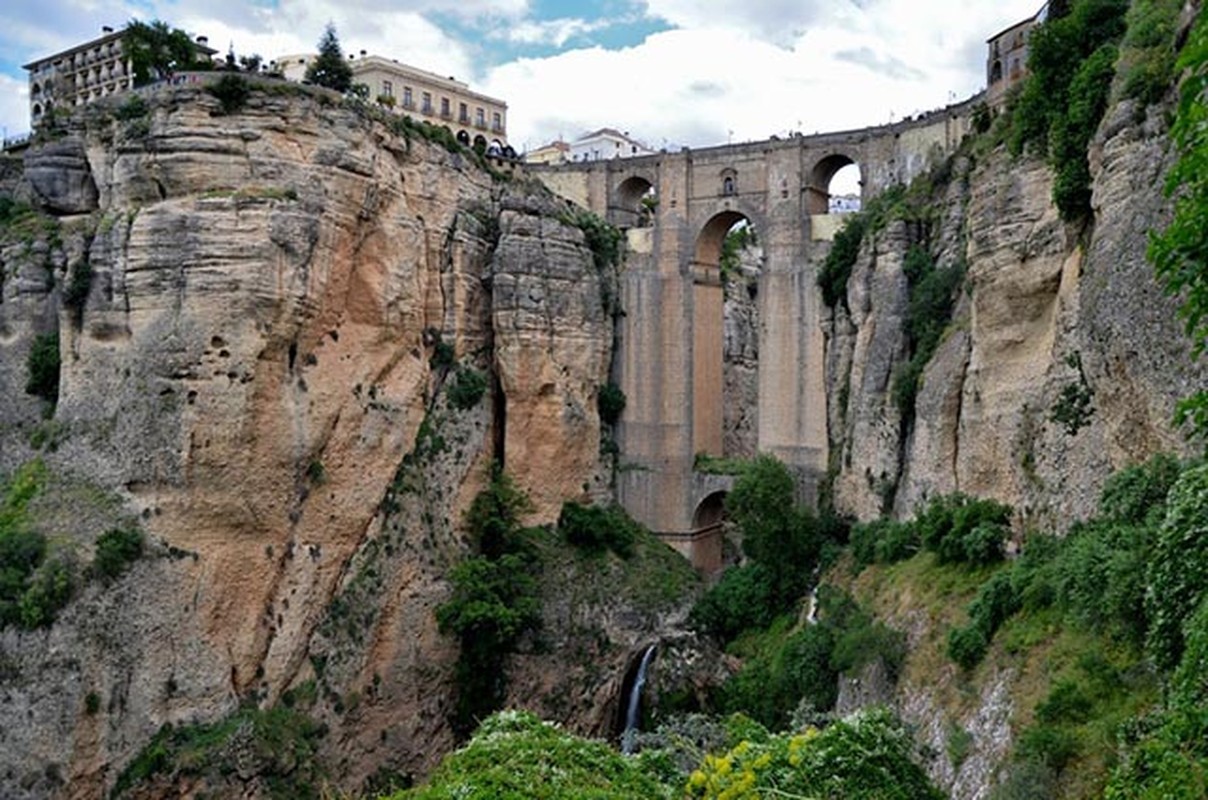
[2, 1, 1208, 798]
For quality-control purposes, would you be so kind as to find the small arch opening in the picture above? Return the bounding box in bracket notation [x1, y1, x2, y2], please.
[693, 491, 727, 530]
[808, 154, 862, 215]
[615, 175, 657, 228]
[990, 59, 1004, 83]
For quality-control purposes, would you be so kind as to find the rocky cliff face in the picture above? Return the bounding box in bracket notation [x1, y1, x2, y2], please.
[0, 84, 675, 798]
[825, 95, 1205, 531]
[822, 93, 1208, 800]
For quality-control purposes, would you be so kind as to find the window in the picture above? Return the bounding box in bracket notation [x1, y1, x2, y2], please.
[459, 102, 468, 123]
[422, 92, 432, 113]
[722, 176, 736, 196]
[476, 107, 485, 127]
[492, 112, 502, 131]
[441, 97, 450, 117]
[382, 80, 393, 97]
[403, 86, 413, 108]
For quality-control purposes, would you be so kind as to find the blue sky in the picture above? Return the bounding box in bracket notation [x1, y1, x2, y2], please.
[1, 0, 1045, 158]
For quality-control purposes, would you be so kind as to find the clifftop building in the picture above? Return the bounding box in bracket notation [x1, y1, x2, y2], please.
[23, 26, 216, 128]
[273, 52, 509, 147]
[526, 128, 654, 164]
[985, 3, 1049, 108]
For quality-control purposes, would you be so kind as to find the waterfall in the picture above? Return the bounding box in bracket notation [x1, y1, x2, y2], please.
[620, 644, 656, 755]
[805, 585, 819, 624]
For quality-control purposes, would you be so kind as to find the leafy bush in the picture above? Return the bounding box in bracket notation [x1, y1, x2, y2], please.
[597, 382, 627, 425]
[1099, 453, 1181, 525]
[850, 518, 918, 568]
[25, 330, 61, 406]
[1117, 0, 1182, 107]
[558, 501, 637, 558]
[447, 366, 487, 410]
[684, 707, 945, 800]
[1054, 518, 1151, 644]
[208, 73, 251, 114]
[689, 564, 778, 644]
[1016, 724, 1080, 772]
[115, 93, 148, 121]
[818, 213, 866, 308]
[1146, 463, 1208, 671]
[394, 710, 676, 799]
[947, 571, 1021, 669]
[463, 463, 534, 560]
[916, 493, 1011, 566]
[717, 623, 838, 731]
[93, 527, 144, 582]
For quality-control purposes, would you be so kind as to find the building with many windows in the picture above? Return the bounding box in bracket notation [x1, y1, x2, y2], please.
[273, 52, 509, 147]
[23, 26, 216, 128]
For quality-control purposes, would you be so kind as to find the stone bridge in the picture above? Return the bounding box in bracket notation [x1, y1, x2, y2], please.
[530, 97, 982, 570]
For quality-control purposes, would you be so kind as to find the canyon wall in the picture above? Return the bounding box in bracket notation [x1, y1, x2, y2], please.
[0, 85, 672, 798]
[825, 95, 1205, 531]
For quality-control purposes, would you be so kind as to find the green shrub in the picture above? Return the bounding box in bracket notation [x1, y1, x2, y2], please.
[684, 707, 945, 800]
[396, 710, 676, 799]
[1146, 463, 1208, 671]
[916, 493, 1011, 566]
[63, 257, 93, 317]
[1055, 518, 1151, 643]
[25, 330, 61, 405]
[429, 339, 455, 369]
[447, 366, 487, 410]
[851, 518, 919, 568]
[689, 564, 778, 644]
[947, 623, 990, 670]
[947, 571, 1020, 669]
[93, 527, 144, 582]
[1036, 680, 1094, 725]
[557, 501, 637, 558]
[115, 93, 148, 121]
[17, 554, 74, 628]
[1099, 453, 1181, 526]
[818, 213, 866, 308]
[208, 74, 252, 114]
[85, 691, 101, 715]
[597, 382, 627, 425]
[1016, 724, 1080, 772]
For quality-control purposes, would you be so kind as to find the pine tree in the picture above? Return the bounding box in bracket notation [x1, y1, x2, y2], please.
[304, 24, 353, 93]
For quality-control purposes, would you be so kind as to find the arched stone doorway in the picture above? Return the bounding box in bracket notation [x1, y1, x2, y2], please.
[688, 491, 727, 572]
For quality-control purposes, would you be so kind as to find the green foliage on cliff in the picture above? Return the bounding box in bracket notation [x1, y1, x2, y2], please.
[393, 710, 677, 800]
[1117, 0, 1184, 107]
[438, 465, 542, 735]
[893, 245, 965, 420]
[111, 703, 328, 799]
[1008, 0, 1129, 222]
[817, 212, 866, 308]
[558, 501, 637, 558]
[1149, 7, 1208, 442]
[0, 460, 75, 630]
[92, 527, 144, 582]
[25, 329, 61, 407]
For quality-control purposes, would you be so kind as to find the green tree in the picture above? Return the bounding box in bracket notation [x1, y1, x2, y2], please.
[1149, 9, 1208, 440]
[726, 455, 819, 603]
[122, 19, 208, 86]
[304, 24, 353, 93]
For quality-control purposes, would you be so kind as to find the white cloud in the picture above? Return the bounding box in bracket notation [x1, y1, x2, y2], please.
[501, 17, 613, 48]
[0, 74, 29, 142]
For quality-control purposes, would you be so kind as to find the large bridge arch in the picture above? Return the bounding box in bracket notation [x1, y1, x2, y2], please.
[531, 93, 981, 546]
[807, 152, 862, 215]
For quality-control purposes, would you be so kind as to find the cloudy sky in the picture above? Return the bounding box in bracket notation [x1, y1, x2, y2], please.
[0, 0, 1043, 154]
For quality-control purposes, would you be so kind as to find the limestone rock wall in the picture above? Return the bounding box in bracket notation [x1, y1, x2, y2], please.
[826, 96, 1205, 529]
[0, 85, 631, 798]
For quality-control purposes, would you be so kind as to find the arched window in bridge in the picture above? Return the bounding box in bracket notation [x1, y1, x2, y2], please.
[719, 167, 738, 197]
